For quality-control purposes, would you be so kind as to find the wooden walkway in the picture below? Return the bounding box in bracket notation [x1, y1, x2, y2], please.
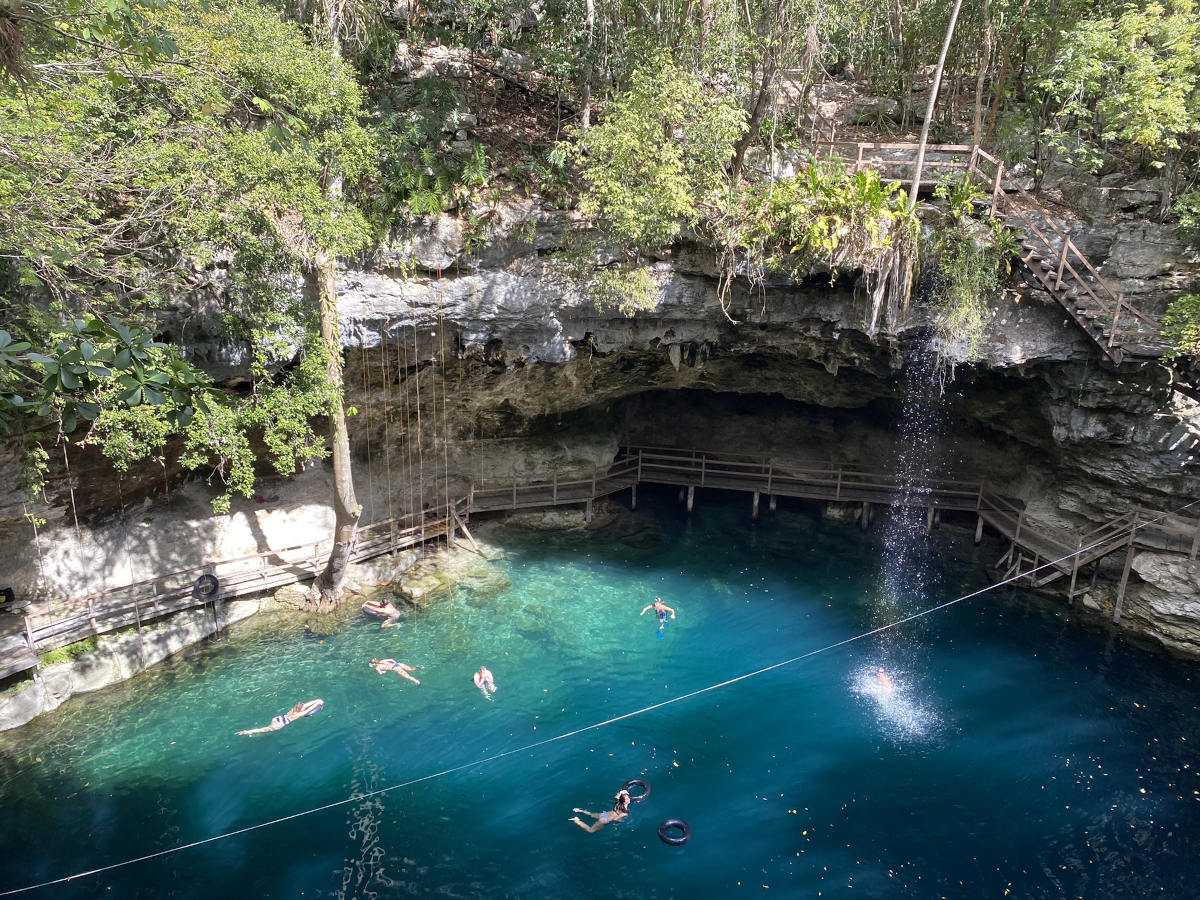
[4, 448, 1197, 679]
[809, 139, 1166, 364]
[0, 506, 460, 680]
[466, 447, 1200, 619]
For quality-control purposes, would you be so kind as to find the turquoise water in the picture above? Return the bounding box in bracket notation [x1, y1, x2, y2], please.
[1, 488, 1199, 898]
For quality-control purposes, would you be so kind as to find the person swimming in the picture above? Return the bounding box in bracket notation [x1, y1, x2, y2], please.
[362, 598, 402, 627]
[639, 597, 676, 638]
[875, 668, 896, 694]
[371, 658, 422, 684]
[236, 698, 324, 736]
[570, 789, 632, 833]
[473, 665, 497, 699]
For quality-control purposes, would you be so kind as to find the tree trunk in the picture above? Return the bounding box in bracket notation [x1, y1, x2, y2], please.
[580, 0, 595, 129]
[972, 0, 993, 146]
[310, 253, 361, 609]
[907, 0, 964, 213]
[983, 0, 1033, 146]
[730, 59, 778, 179]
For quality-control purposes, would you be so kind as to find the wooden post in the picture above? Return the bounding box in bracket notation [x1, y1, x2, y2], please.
[855, 144, 864, 173]
[926, 506, 935, 534]
[637, 449, 643, 482]
[861, 502, 870, 530]
[766, 463, 773, 495]
[990, 161, 1004, 215]
[974, 514, 984, 544]
[686, 485, 695, 514]
[1067, 538, 1083, 605]
[836, 467, 843, 501]
[769, 495, 777, 512]
[1113, 516, 1138, 624]
[630, 484, 637, 510]
[512, 479, 517, 509]
[700, 456, 706, 487]
[447, 516, 457, 549]
[1108, 294, 1123, 349]
[752, 491, 760, 521]
[1055, 239, 1069, 290]
[553, 472, 558, 504]
[87, 598, 98, 636]
[584, 499, 593, 523]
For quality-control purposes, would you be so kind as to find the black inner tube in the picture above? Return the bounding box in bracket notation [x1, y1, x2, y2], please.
[658, 818, 691, 846]
[620, 779, 650, 803]
[193, 574, 219, 599]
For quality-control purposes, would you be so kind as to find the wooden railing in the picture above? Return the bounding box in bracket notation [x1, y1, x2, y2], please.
[11, 448, 1197, 675]
[966, 147, 1163, 362]
[806, 137, 1164, 362]
[18, 503, 463, 660]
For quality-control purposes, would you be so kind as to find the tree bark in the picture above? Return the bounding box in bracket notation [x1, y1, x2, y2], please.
[310, 253, 360, 609]
[972, 0, 993, 146]
[907, 0, 964, 213]
[580, 0, 595, 130]
[730, 58, 778, 179]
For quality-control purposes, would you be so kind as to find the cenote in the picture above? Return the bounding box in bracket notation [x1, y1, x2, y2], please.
[1, 489, 1198, 899]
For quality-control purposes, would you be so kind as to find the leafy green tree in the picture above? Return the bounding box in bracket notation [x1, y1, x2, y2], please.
[1, 0, 376, 604]
[571, 55, 747, 249]
[1041, 0, 1200, 208]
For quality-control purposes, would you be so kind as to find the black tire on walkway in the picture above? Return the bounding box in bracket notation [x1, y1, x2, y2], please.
[193, 574, 219, 599]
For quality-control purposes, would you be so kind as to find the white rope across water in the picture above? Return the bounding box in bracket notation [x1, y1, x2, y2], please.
[4, 499, 1197, 896]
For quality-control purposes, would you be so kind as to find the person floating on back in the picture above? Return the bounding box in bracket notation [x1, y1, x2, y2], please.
[473, 665, 497, 700]
[570, 789, 632, 833]
[371, 658, 423, 685]
[237, 699, 324, 736]
[640, 597, 676, 638]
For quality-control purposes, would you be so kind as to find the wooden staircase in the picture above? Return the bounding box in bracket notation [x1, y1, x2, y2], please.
[808, 135, 1167, 365]
[966, 148, 1167, 364]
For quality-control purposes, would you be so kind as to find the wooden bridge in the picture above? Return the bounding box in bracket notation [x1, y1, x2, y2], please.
[5, 447, 1197, 681]
[809, 137, 1167, 364]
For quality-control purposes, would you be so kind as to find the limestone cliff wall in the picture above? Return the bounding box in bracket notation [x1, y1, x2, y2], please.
[2, 188, 1199, 655]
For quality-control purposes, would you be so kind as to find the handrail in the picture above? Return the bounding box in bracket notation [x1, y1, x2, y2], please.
[18, 447, 1193, 665]
[805, 135, 1163, 355]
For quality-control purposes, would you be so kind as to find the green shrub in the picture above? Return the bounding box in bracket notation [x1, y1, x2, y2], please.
[39, 636, 98, 667]
[1162, 293, 1200, 359]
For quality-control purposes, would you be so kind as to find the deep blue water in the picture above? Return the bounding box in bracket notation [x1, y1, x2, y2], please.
[0, 488, 1198, 898]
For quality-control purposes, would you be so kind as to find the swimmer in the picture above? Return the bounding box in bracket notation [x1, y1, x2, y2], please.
[371, 658, 422, 685]
[473, 665, 497, 699]
[570, 789, 631, 833]
[875, 668, 895, 694]
[362, 598, 402, 627]
[236, 698, 324, 736]
[640, 597, 676, 637]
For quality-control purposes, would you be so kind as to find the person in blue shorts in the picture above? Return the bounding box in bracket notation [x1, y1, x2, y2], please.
[640, 597, 676, 637]
[570, 789, 631, 833]
[371, 658, 422, 684]
[237, 698, 324, 735]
